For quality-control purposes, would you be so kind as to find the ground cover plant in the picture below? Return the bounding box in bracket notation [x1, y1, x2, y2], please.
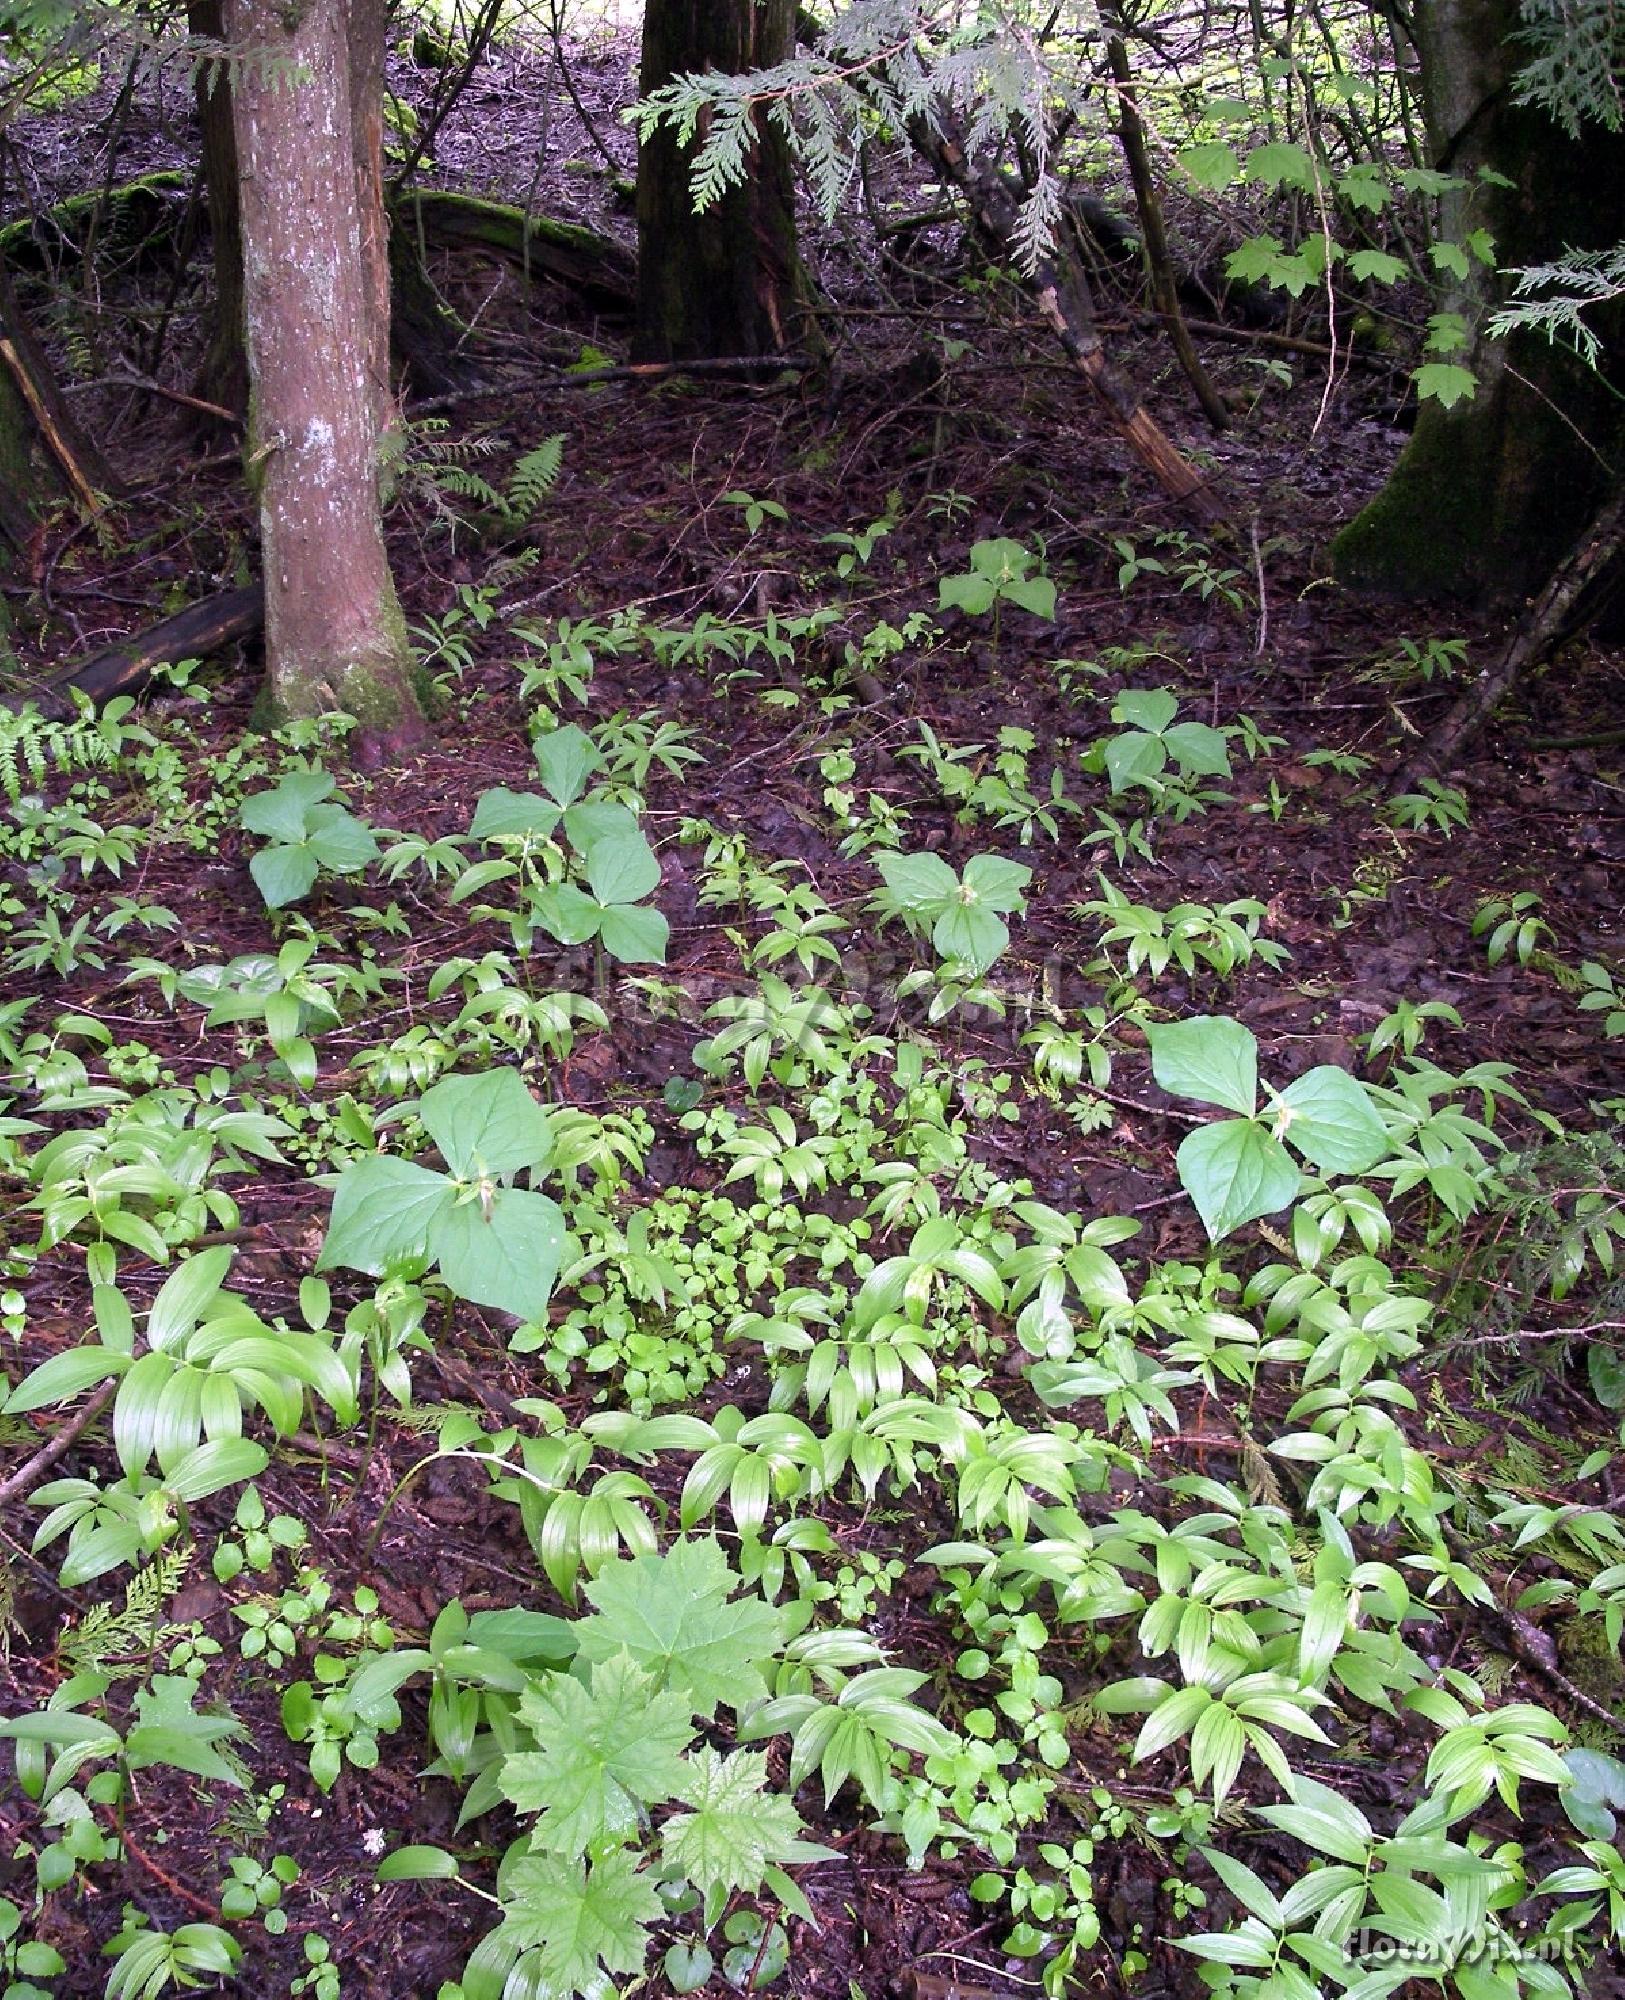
[1, 4, 1623, 2000]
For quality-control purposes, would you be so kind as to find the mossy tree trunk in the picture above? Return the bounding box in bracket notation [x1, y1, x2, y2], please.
[1331, 0, 1624, 603]
[189, 0, 247, 417]
[225, 0, 426, 755]
[634, 0, 815, 362]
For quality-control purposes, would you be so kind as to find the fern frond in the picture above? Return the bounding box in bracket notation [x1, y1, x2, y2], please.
[507, 436, 565, 522]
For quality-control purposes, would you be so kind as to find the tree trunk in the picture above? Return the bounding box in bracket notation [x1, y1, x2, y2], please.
[348, 0, 394, 430]
[189, 0, 247, 417]
[226, 0, 425, 755]
[1104, 26, 1231, 433]
[1331, 0, 1625, 602]
[634, 0, 815, 363]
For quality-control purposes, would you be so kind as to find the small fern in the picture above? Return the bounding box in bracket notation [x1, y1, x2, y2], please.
[398, 418, 565, 539]
[507, 435, 565, 523]
[0, 694, 137, 804]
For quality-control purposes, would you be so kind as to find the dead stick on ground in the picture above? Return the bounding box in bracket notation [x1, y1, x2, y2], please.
[911, 109, 1227, 524]
[0, 1381, 116, 1506]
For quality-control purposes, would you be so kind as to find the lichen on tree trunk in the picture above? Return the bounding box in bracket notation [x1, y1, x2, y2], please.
[634, 0, 817, 363]
[1331, 0, 1624, 603]
[226, 0, 426, 755]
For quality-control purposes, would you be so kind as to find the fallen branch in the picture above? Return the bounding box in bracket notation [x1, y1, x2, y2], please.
[910, 109, 1227, 524]
[550, 352, 813, 389]
[1391, 485, 1625, 789]
[4, 583, 263, 719]
[0, 1381, 115, 1507]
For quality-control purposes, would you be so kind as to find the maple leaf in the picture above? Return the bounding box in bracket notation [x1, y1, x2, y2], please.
[499, 1652, 694, 1853]
[575, 1539, 783, 1719]
[501, 1848, 662, 1995]
[663, 1747, 834, 1917]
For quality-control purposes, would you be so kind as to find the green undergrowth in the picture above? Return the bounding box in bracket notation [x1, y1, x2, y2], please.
[2, 546, 1624, 2000]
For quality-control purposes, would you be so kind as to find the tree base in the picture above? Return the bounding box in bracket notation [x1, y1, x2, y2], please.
[1332, 352, 1622, 605]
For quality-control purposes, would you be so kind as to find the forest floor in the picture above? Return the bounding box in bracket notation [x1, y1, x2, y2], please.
[2, 19, 1623, 2000]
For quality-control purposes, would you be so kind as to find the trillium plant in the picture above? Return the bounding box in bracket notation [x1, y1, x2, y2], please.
[320, 1069, 567, 1323]
[1148, 1014, 1390, 1239]
[872, 850, 1032, 976]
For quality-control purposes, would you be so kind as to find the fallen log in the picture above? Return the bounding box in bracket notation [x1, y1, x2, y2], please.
[5, 584, 263, 719]
[392, 190, 636, 314]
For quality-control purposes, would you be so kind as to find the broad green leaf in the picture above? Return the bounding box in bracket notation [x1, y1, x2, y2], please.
[502, 1651, 694, 1851]
[663, 1747, 828, 1901]
[959, 852, 1031, 913]
[240, 771, 332, 843]
[576, 1539, 784, 1720]
[1274, 1066, 1389, 1174]
[428, 1187, 566, 1323]
[1413, 362, 1477, 409]
[1112, 688, 1179, 733]
[932, 901, 1008, 975]
[1103, 729, 1167, 795]
[1246, 141, 1317, 190]
[500, 1848, 662, 1990]
[1001, 575, 1056, 620]
[598, 902, 670, 965]
[1348, 248, 1407, 284]
[468, 789, 562, 841]
[531, 881, 602, 946]
[418, 1069, 554, 1181]
[1176, 1119, 1301, 1240]
[1178, 141, 1240, 190]
[1561, 1747, 1625, 1838]
[1162, 720, 1232, 779]
[875, 851, 960, 913]
[304, 804, 379, 874]
[1149, 1015, 1259, 1115]
[584, 829, 660, 906]
[249, 845, 320, 910]
[533, 724, 601, 806]
[1430, 240, 1470, 280]
[319, 1155, 450, 1275]
[938, 572, 997, 615]
[563, 800, 639, 852]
